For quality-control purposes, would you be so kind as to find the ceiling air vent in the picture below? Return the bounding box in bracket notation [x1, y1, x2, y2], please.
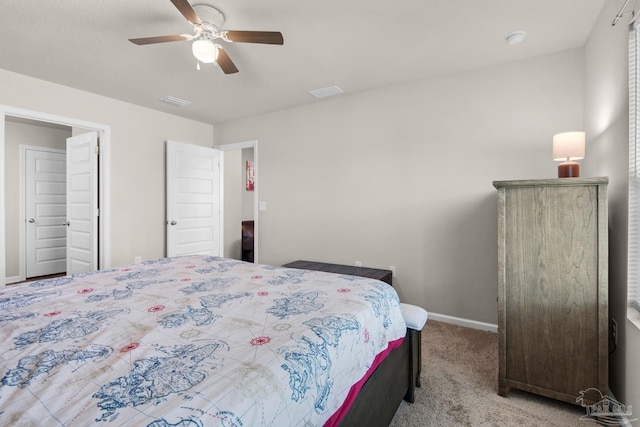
[160, 95, 191, 107]
[308, 86, 344, 99]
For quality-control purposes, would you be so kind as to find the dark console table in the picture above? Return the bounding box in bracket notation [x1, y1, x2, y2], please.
[282, 260, 392, 286]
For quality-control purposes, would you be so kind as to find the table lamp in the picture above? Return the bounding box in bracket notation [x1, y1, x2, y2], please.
[553, 131, 585, 178]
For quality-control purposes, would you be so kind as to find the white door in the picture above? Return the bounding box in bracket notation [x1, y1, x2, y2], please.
[166, 141, 221, 257]
[66, 132, 99, 274]
[25, 149, 67, 278]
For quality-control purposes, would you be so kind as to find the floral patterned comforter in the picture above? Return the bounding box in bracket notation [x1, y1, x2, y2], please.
[0, 256, 406, 426]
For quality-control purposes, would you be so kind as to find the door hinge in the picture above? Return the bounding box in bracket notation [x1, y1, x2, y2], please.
[95, 208, 100, 217]
[94, 145, 100, 155]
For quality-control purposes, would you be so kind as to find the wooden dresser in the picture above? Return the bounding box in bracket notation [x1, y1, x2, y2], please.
[493, 178, 608, 404]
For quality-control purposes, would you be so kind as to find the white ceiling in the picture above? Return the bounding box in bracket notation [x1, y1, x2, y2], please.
[1, 0, 606, 125]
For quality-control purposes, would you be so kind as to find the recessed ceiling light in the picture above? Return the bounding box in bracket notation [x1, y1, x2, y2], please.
[160, 95, 191, 107]
[505, 31, 526, 45]
[308, 85, 344, 99]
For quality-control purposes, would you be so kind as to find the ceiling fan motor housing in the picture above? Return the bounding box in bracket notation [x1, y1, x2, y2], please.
[192, 4, 225, 34]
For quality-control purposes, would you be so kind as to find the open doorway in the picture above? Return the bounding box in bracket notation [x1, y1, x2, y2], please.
[1, 107, 111, 285]
[5, 118, 71, 282]
[216, 140, 259, 263]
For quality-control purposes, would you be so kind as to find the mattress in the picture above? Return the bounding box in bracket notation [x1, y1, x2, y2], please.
[0, 256, 406, 426]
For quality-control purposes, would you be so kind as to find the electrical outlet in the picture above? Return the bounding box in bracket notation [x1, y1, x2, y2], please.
[389, 266, 396, 277]
[611, 318, 618, 347]
[355, 261, 362, 267]
[134, 256, 142, 264]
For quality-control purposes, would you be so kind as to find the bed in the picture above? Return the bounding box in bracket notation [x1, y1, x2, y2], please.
[0, 256, 415, 426]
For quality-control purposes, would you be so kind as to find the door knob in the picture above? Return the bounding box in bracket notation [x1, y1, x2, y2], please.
[28, 218, 35, 223]
[170, 220, 177, 226]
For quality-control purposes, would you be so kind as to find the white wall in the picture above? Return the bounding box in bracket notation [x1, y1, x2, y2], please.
[215, 48, 584, 325]
[584, 0, 640, 413]
[0, 69, 214, 268]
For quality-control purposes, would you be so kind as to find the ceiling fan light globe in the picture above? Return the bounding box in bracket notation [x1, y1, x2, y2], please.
[192, 39, 218, 63]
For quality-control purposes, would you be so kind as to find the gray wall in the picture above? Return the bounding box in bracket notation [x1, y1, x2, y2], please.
[584, 0, 640, 413]
[215, 48, 584, 325]
[223, 149, 242, 259]
[222, 147, 255, 261]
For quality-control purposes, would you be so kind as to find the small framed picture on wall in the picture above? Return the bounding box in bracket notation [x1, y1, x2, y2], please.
[246, 160, 255, 191]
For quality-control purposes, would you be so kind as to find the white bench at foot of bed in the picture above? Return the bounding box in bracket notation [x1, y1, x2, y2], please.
[400, 303, 428, 402]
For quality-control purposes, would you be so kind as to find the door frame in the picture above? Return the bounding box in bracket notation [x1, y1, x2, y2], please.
[20, 145, 67, 282]
[215, 140, 259, 263]
[1, 105, 111, 285]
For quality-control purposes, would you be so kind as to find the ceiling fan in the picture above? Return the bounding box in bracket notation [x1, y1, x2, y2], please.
[129, 0, 284, 74]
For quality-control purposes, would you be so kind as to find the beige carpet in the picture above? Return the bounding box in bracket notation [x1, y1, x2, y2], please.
[389, 321, 590, 426]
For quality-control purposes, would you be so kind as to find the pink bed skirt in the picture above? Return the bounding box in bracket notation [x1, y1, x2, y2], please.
[323, 336, 405, 427]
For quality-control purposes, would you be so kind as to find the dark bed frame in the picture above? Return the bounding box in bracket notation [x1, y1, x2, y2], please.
[339, 327, 421, 427]
[280, 260, 422, 426]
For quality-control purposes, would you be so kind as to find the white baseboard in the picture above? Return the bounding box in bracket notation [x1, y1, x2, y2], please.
[428, 312, 498, 332]
[608, 391, 635, 427]
[4, 275, 22, 285]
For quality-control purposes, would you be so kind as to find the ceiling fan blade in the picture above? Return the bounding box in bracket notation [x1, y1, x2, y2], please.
[216, 47, 239, 74]
[129, 35, 189, 45]
[225, 31, 284, 45]
[170, 0, 202, 25]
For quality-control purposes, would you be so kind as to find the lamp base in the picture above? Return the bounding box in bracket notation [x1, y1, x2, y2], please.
[558, 161, 580, 178]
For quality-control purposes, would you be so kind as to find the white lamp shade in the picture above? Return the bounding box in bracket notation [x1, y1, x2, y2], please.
[192, 39, 218, 63]
[553, 131, 585, 161]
